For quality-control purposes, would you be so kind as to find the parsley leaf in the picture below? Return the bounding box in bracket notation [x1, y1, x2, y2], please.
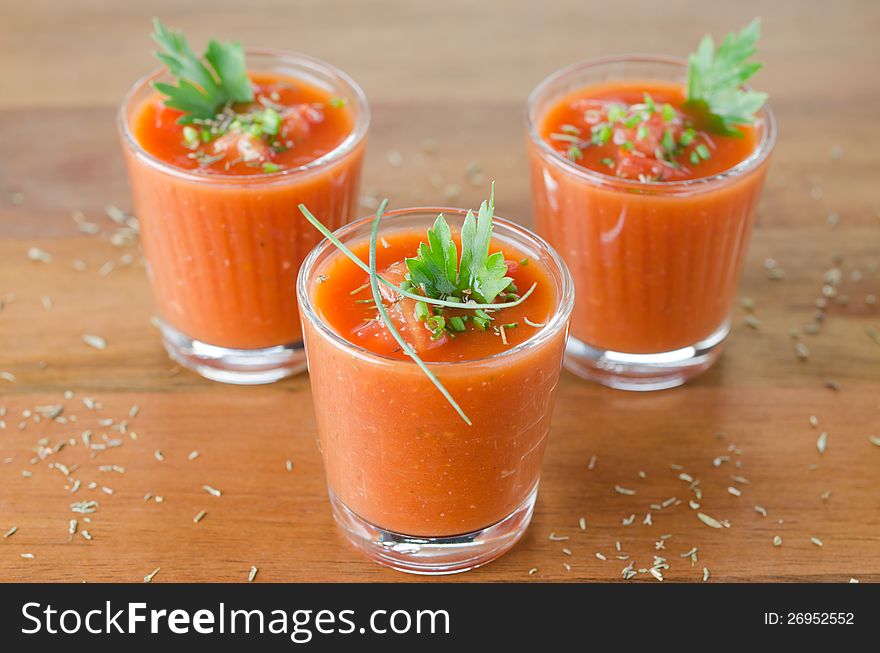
[458, 185, 512, 304]
[405, 184, 512, 305]
[150, 18, 254, 124]
[685, 18, 768, 137]
[405, 215, 460, 297]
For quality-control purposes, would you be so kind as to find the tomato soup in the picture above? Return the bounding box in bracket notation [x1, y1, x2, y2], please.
[299, 210, 573, 539]
[120, 53, 367, 372]
[528, 63, 773, 387]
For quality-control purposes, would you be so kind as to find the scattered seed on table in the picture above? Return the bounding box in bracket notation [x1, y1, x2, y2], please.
[248, 566, 258, 582]
[773, 536, 782, 547]
[578, 517, 586, 531]
[811, 537, 824, 547]
[188, 450, 199, 461]
[203, 485, 222, 497]
[143, 567, 160, 583]
[21, 553, 34, 559]
[527, 568, 538, 576]
[702, 567, 710, 582]
[155, 450, 165, 461]
[868, 435, 880, 447]
[548, 533, 569, 541]
[3, 526, 17, 538]
[285, 460, 294, 472]
[81, 530, 92, 541]
[817, 432, 828, 454]
[595, 552, 607, 561]
[129, 405, 140, 418]
[697, 512, 723, 529]
[82, 334, 106, 350]
[809, 415, 819, 428]
[614, 485, 636, 496]
[70, 500, 98, 514]
[728, 486, 742, 497]
[69, 520, 77, 535]
[587, 455, 597, 470]
[193, 510, 207, 524]
[27, 247, 52, 263]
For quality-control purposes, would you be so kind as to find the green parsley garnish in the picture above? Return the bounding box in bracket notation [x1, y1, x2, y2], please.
[298, 185, 539, 425]
[405, 183, 513, 305]
[261, 162, 282, 173]
[686, 18, 768, 136]
[151, 19, 254, 124]
[329, 97, 347, 109]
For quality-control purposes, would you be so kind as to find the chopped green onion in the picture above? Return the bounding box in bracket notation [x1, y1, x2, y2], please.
[591, 123, 612, 145]
[182, 126, 199, 149]
[447, 316, 466, 332]
[661, 128, 676, 153]
[680, 128, 697, 146]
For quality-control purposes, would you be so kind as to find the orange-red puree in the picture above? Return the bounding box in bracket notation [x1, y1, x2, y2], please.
[530, 80, 768, 354]
[123, 71, 364, 349]
[303, 228, 566, 537]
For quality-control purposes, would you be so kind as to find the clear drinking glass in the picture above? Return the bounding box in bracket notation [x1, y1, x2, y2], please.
[297, 208, 574, 574]
[118, 50, 369, 384]
[527, 55, 775, 390]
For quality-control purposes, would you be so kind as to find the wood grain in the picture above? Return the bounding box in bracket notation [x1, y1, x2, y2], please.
[1, 0, 878, 583]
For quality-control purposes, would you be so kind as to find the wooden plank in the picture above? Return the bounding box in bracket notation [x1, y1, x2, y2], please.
[1, 0, 878, 582]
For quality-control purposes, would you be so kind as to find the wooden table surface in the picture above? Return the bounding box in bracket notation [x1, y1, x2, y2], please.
[1, 0, 878, 583]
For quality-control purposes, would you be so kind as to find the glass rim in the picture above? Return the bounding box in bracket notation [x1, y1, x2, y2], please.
[297, 206, 575, 367]
[117, 47, 370, 184]
[526, 53, 777, 193]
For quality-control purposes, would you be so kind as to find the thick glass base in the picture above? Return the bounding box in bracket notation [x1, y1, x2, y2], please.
[159, 321, 306, 385]
[329, 485, 538, 575]
[564, 321, 729, 391]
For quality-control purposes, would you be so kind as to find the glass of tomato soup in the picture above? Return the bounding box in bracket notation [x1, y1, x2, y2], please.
[297, 207, 574, 574]
[527, 56, 775, 390]
[119, 50, 368, 384]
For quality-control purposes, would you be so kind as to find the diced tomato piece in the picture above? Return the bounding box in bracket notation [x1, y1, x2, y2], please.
[350, 262, 447, 355]
[212, 131, 271, 162]
[281, 104, 325, 144]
